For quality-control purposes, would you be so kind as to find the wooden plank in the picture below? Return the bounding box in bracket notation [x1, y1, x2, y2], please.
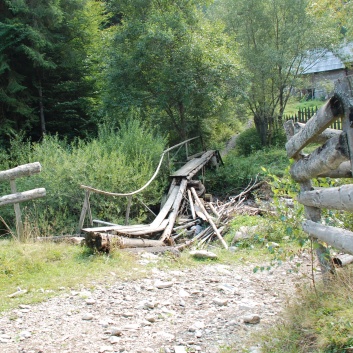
[160, 179, 188, 242]
[150, 185, 179, 228]
[82, 224, 152, 233]
[298, 185, 353, 211]
[190, 187, 228, 250]
[170, 150, 215, 178]
[285, 97, 343, 159]
[115, 219, 169, 237]
[187, 189, 196, 220]
[290, 132, 349, 182]
[303, 220, 353, 255]
[0, 162, 41, 182]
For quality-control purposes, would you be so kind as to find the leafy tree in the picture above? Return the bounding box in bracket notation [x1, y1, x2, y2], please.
[212, 0, 341, 146]
[103, 0, 239, 142]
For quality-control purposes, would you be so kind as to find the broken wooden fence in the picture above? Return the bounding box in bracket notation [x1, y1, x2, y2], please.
[0, 162, 46, 240]
[78, 136, 227, 252]
[284, 77, 353, 276]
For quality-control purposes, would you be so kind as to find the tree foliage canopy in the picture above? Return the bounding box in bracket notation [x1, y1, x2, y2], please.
[212, 0, 342, 145]
[103, 0, 239, 142]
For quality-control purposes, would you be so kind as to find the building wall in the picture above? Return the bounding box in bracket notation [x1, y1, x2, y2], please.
[304, 68, 353, 99]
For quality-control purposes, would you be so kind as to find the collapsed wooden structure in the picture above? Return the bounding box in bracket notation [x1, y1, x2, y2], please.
[79, 138, 237, 252]
[284, 76, 353, 275]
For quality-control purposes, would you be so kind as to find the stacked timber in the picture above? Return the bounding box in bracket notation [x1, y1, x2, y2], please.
[82, 176, 259, 253]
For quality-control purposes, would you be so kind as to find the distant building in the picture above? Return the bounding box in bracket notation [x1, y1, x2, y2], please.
[301, 42, 353, 99]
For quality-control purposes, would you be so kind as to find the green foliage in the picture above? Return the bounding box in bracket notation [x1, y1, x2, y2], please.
[103, 0, 240, 143]
[0, 0, 101, 143]
[211, 0, 341, 146]
[207, 147, 289, 195]
[0, 120, 168, 235]
[235, 128, 263, 156]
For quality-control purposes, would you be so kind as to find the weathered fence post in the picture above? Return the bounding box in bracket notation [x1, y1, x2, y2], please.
[0, 162, 46, 240]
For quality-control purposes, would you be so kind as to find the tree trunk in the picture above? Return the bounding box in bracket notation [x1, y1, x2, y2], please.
[254, 114, 268, 146]
[38, 81, 46, 136]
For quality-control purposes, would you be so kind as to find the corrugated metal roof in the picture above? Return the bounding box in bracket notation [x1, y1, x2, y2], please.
[303, 42, 353, 74]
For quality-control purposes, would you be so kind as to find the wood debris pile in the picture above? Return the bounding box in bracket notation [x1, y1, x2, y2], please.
[82, 178, 265, 253]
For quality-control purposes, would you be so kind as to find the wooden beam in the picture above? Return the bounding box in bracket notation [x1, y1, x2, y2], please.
[160, 179, 188, 242]
[290, 132, 349, 181]
[0, 188, 46, 207]
[298, 185, 353, 211]
[285, 97, 343, 159]
[293, 122, 341, 143]
[0, 162, 41, 181]
[303, 220, 353, 255]
[190, 187, 228, 249]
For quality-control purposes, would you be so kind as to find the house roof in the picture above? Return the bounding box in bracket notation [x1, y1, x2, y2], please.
[303, 42, 353, 74]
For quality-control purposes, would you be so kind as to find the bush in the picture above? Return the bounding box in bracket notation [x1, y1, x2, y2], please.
[0, 120, 168, 235]
[206, 147, 289, 196]
[235, 127, 262, 156]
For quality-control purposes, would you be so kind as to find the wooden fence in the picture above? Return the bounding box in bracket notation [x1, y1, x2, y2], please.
[282, 106, 342, 131]
[0, 162, 46, 240]
[284, 77, 353, 277]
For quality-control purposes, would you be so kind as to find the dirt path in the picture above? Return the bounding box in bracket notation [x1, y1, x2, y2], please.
[0, 252, 312, 353]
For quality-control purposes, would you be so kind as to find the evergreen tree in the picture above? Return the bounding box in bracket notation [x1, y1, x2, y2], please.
[0, 0, 101, 143]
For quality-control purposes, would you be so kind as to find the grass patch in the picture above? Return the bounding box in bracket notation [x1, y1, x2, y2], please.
[258, 267, 353, 353]
[0, 238, 274, 313]
[284, 98, 325, 116]
[0, 240, 141, 311]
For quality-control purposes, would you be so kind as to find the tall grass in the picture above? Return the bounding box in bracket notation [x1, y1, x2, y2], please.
[259, 267, 353, 353]
[0, 120, 168, 235]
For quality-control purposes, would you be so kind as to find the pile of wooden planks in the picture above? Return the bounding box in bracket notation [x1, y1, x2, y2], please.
[82, 176, 248, 253]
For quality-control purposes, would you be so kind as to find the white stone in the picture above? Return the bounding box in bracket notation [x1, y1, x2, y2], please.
[189, 250, 218, 259]
[174, 346, 187, 353]
[82, 313, 94, 321]
[155, 281, 173, 289]
[213, 298, 228, 306]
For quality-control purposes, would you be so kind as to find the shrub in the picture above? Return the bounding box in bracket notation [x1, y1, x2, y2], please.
[206, 147, 289, 196]
[235, 127, 262, 156]
[0, 120, 168, 235]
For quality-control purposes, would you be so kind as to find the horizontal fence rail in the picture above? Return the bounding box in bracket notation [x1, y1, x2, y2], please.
[0, 162, 46, 240]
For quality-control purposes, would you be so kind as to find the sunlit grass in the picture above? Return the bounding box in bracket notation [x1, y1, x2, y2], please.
[0, 240, 141, 311]
[0, 237, 276, 312]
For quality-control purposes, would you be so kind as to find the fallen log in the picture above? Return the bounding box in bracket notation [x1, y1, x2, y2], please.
[122, 246, 180, 255]
[36, 235, 84, 245]
[85, 232, 165, 252]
